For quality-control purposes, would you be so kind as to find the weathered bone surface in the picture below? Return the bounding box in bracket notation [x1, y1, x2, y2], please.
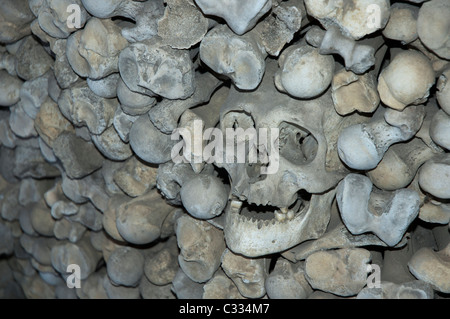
[119, 37, 195, 100]
[382, 3, 419, 45]
[418, 154, 450, 199]
[416, 0, 450, 60]
[377, 50, 435, 111]
[337, 105, 426, 170]
[275, 41, 334, 98]
[29, 0, 89, 39]
[0, 0, 449, 300]
[318, 25, 377, 74]
[336, 173, 420, 246]
[66, 18, 128, 80]
[220, 248, 269, 298]
[408, 243, 450, 293]
[357, 280, 434, 299]
[200, 24, 267, 91]
[304, 0, 390, 40]
[176, 214, 225, 283]
[194, 0, 272, 36]
[304, 248, 372, 296]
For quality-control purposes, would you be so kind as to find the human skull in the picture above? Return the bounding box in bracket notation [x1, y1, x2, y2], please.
[215, 59, 367, 257]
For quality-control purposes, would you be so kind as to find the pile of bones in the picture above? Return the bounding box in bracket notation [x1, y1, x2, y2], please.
[0, 0, 449, 299]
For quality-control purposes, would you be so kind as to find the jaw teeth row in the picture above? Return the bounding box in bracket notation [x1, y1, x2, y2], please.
[275, 208, 295, 222]
[230, 199, 294, 222]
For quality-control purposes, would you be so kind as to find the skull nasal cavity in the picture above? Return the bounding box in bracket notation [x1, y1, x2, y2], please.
[278, 122, 318, 165]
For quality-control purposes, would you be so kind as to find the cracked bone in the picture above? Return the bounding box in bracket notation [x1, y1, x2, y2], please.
[265, 259, 312, 299]
[115, 189, 174, 245]
[176, 214, 225, 283]
[408, 243, 450, 293]
[357, 280, 434, 299]
[304, 0, 390, 40]
[0, 70, 23, 106]
[336, 173, 421, 247]
[220, 248, 269, 299]
[29, 0, 89, 39]
[274, 41, 334, 98]
[194, 0, 272, 36]
[58, 81, 119, 135]
[418, 154, 450, 199]
[305, 248, 372, 297]
[417, 0, 450, 60]
[81, 0, 165, 43]
[367, 138, 436, 191]
[66, 18, 128, 80]
[337, 105, 426, 170]
[0, 0, 34, 44]
[148, 71, 221, 134]
[382, 3, 419, 45]
[158, 0, 209, 50]
[107, 246, 144, 287]
[250, 0, 304, 57]
[318, 25, 377, 74]
[430, 109, 450, 151]
[119, 37, 195, 100]
[200, 24, 267, 91]
[377, 50, 435, 111]
[331, 68, 380, 115]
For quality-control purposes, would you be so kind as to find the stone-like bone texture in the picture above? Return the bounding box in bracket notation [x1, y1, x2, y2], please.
[336, 174, 420, 247]
[305, 248, 372, 297]
[194, 0, 272, 35]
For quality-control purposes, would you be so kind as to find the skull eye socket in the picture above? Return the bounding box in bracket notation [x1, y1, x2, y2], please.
[278, 121, 318, 165]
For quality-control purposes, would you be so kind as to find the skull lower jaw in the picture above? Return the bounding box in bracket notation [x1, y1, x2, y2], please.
[223, 188, 335, 258]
